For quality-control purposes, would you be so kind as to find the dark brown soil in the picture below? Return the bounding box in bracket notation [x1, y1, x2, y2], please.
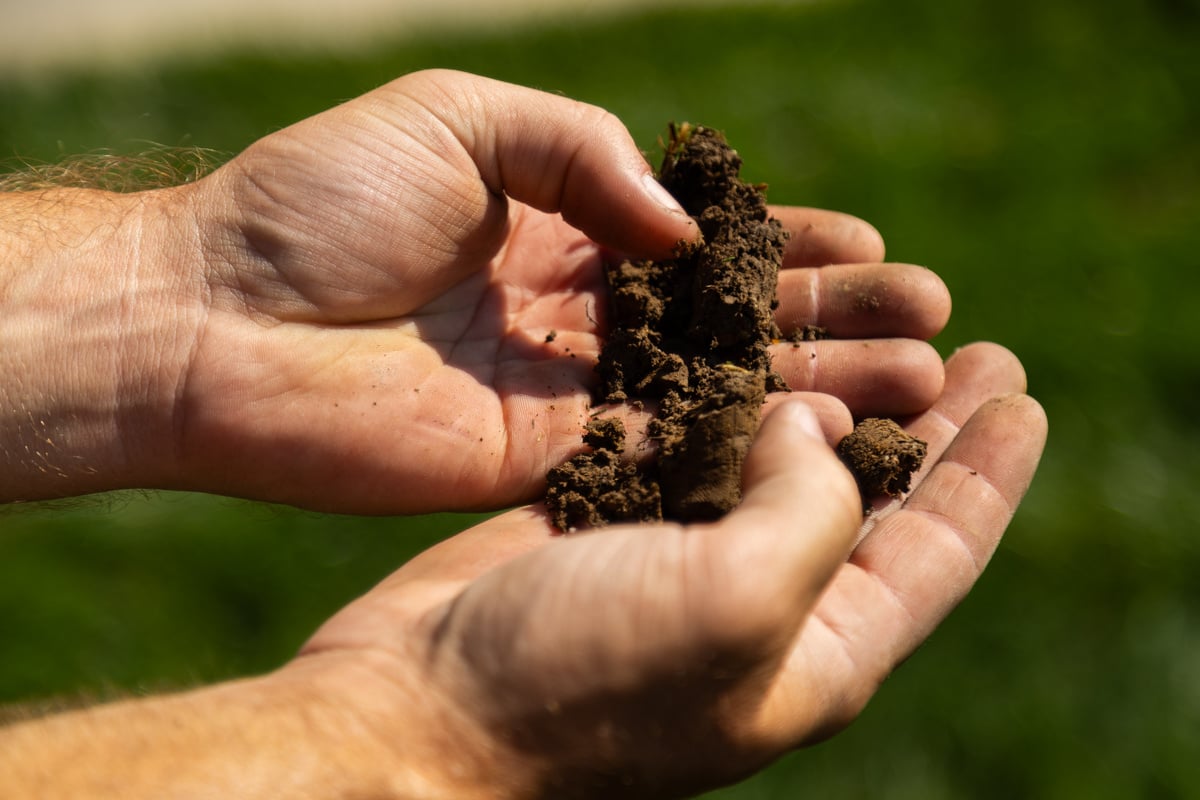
[836, 418, 927, 509]
[543, 125, 926, 531]
[545, 124, 787, 531]
[543, 417, 663, 529]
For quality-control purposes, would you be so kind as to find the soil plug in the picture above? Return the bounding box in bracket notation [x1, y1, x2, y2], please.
[836, 418, 927, 510]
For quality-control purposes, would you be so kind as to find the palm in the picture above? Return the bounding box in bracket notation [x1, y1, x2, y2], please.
[368, 206, 618, 503]
[179, 198, 594, 509]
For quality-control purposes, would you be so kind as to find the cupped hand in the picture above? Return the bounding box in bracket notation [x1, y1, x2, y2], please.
[292, 342, 1044, 798]
[169, 69, 948, 513]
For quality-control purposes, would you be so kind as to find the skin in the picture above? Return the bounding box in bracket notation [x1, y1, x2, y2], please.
[0, 70, 1045, 798]
[0, 69, 947, 511]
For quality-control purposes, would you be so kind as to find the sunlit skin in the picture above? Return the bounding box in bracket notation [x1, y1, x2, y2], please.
[154, 72, 948, 513]
[0, 70, 1044, 799]
[2, 71, 950, 512]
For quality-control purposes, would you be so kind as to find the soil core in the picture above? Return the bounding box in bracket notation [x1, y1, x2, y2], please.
[545, 124, 787, 531]
[835, 417, 927, 509]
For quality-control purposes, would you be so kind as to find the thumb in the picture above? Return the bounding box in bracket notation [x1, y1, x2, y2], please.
[420, 400, 860, 732]
[406, 69, 700, 259]
[690, 400, 863, 656]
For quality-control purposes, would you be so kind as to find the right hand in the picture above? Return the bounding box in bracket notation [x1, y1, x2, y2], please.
[292, 342, 1045, 798]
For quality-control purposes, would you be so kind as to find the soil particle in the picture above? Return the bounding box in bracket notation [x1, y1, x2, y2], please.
[788, 324, 829, 343]
[836, 418, 927, 509]
[854, 292, 882, 313]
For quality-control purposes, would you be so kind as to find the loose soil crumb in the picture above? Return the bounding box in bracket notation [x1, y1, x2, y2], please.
[788, 324, 829, 343]
[544, 417, 662, 531]
[836, 418, 927, 510]
[545, 124, 786, 530]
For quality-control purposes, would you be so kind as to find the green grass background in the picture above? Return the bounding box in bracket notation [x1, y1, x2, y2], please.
[2, 0, 1198, 795]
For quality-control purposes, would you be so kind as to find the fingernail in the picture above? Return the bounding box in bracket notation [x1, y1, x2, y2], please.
[641, 172, 687, 216]
[780, 402, 825, 442]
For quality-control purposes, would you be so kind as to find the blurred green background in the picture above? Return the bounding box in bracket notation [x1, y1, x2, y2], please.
[2, 0, 1198, 795]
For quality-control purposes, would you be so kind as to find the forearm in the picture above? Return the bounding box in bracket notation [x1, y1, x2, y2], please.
[0, 187, 200, 501]
[0, 663, 416, 799]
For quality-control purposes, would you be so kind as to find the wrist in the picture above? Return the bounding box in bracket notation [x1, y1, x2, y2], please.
[0, 186, 204, 501]
[1, 664, 449, 800]
[282, 648, 538, 800]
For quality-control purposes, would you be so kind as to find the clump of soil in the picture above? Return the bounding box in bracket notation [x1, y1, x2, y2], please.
[543, 125, 926, 531]
[544, 418, 662, 528]
[545, 124, 788, 531]
[836, 418, 927, 510]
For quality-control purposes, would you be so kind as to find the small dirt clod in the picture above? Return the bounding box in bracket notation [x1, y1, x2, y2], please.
[836, 418, 927, 509]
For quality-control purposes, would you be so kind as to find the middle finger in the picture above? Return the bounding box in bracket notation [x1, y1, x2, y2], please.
[775, 262, 951, 341]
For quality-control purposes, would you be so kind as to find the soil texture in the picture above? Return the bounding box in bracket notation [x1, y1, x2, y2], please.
[544, 125, 930, 530]
[545, 124, 788, 530]
[836, 417, 927, 509]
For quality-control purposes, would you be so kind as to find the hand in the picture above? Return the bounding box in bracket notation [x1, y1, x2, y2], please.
[0, 69, 947, 510]
[293, 342, 1045, 798]
[159, 69, 949, 513]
